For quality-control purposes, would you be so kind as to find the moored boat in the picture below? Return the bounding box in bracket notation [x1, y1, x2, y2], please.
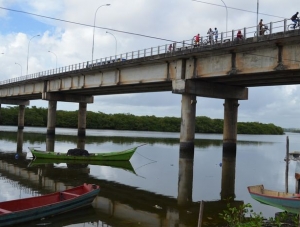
[29, 144, 146, 161]
[248, 185, 300, 213]
[0, 183, 100, 226]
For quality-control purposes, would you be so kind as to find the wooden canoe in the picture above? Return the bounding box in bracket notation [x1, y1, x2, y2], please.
[248, 185, 300, 213]
[0, 183, 100, 226]
[29, 144, 146, 161]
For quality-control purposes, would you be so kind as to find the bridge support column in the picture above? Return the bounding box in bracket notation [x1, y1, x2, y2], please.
[18, 105, 25, 130]
[180, 94, 197, 150]
[46, 135, 55, 152]
[221, 99, 238, 199]
[78, 102, 87, 137]
[47, 100, 57, 136]
[223, 99, 239, 152]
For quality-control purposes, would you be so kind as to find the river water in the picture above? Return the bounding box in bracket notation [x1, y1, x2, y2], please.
[0, 126, 299, 227]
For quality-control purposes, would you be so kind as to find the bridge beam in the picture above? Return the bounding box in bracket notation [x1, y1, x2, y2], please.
[172, 79, 248, 100]
[0, 99, 29, 105]
[42, 92, 94, 103]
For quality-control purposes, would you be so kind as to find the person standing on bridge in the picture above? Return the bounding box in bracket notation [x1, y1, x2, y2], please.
[291, 12, 299, 29]
[207, 28, 214, 45]
[259, 19, 265, 35]
[214, 28, 218, 43]
[194, 33, 200, 46]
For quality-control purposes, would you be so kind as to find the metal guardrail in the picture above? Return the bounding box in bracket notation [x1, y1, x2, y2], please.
[0, 19, 298, 86]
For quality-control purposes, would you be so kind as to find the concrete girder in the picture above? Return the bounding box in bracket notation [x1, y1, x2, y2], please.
[42, 92, 94, 103]
[172, 79, 248, 100]
[0, 99, 29, 105]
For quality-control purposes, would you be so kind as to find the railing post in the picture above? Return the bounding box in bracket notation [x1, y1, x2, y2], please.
[232, 30, 234, 42]
[138, 50, 140, 58]
[201, 37, 203, 46]
[158, 46, 160, 54]
[257, 25, 259, 37]
[165, 44, 167, 53]
[221, 32, 223, 44]
[131, 51, 133, 59]
[182, 41, 185, 47]
[284, 19, 287, 33]
[144, 49, 146, 57]
[126, 52, 128, 59]
[244, 27, 246, 39]
[270, 22, 273, 34]
[151, 47, 153, 56]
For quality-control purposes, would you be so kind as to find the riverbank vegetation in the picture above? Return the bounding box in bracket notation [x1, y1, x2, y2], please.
[0, 106, 284, 135]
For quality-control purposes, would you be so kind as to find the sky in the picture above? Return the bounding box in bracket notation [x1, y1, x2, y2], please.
[0, 0, 299, 129]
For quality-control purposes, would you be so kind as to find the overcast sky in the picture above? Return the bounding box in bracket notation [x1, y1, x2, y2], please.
[0, 0, 299, 129]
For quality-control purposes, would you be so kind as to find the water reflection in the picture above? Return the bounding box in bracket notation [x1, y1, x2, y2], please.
[0, 127, 294, 226]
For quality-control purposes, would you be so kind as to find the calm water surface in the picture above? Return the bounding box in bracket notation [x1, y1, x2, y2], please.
[0, 126, 300, 227]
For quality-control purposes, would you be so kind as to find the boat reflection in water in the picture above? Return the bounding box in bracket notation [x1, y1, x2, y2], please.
[28, 158, 137, 175]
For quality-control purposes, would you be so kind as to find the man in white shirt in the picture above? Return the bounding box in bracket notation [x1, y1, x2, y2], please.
[214, 28, 218, 43]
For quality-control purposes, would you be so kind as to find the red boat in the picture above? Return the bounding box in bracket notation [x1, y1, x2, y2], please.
[0, 183, 100, 226]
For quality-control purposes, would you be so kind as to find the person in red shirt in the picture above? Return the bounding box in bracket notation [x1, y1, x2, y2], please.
[237, 30, 243, 40]
[194, 33, 200, 46]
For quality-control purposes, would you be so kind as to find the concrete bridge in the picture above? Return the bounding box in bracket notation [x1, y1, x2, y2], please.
[0, 19, 299, 150]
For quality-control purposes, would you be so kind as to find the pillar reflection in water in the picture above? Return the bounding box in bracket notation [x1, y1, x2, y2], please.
[16, 129, 24, 153]
[178, 148, 194, 206]
[221, 147, 236, 200]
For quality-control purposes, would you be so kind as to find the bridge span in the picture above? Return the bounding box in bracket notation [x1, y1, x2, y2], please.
[0, 19, 299, 150]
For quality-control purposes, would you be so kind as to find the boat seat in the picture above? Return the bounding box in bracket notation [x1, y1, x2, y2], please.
[0, 208, 11, 214]
[61, 192, 80, 197]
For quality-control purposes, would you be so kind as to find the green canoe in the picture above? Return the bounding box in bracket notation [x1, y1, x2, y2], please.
[29, 144, 145, 161]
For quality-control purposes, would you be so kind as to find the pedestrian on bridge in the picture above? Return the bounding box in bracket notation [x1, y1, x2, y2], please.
[214, 28, 218, 43]
[207, 28, 214, 45]
[194, 33, 200, 46]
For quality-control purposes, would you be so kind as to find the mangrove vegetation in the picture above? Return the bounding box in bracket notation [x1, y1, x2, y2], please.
[0, 106, 284, 135]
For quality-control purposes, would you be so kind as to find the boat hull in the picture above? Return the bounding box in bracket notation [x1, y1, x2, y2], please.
[248, 185, 300, 213]
[0, 184, 100, 226]
[30, 146, 139, 161]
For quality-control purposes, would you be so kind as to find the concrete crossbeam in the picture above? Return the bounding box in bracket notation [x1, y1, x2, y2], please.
[172, 79, 248, 100]
[0, 99, 29, 105]
[42, 92, 94, 103]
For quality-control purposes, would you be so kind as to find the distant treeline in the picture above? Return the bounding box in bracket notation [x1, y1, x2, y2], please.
[0, 106, 284, 135]
[284, 128, 300, 133]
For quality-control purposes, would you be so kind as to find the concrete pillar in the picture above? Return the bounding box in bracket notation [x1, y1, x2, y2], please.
[46, 135, 55, 152]
[180, 94, 197, 150]
[223, 99, 239, 152]
[47, 100, 57, 136]
[18, 105, 25, 130]
[221, 98, 238, 200]
[77, 102, 87, 137]
[177, 148, 194, 206]
[220, 149, 236, 200]
[16, 129, 24, 153]
[77, 136, 86, 150]
[78, 102, 87, 137]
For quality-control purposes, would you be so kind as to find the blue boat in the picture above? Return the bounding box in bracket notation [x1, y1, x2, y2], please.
[0, 183, 100, 226]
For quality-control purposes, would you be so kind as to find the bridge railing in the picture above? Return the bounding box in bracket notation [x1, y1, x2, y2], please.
[0, 19, 297, 86]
